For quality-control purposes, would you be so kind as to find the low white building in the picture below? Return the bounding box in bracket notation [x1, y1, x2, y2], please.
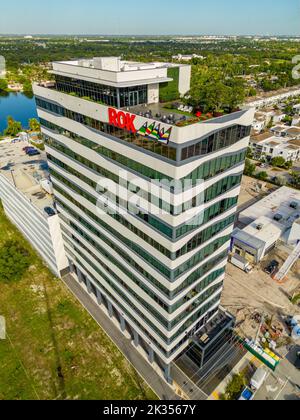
[250, 132, 300, 162]
[252, 117, 266, 133]
[273, 111, 286, 124]
[232, 216, 283, 264]
[232, 187, 300, 263]
[246, 88, 300, 109]
[0, 140, 68, 277]
[172, 54, 205, 62]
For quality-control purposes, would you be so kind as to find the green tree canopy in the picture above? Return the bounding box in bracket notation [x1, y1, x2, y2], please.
[244, 159, 256, 177]
[0, 78, 8, 92]
[3, 116, 22, 137]
[29, 118, 41, 132]
[186, 67, 246, 114]
[290, 171, 300, 189]
[0, 240, 31, 283]
[221, 374, 246, 400]
[256, 171, 268, 181]
[271, 156, 286, 168]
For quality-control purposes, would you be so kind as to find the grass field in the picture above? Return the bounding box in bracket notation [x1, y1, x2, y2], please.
[0, 205, 157, 400]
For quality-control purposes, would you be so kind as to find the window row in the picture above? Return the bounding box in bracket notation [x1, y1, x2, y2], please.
[37, 99, 177, 161]
[55, 75, 148, 108]
[58, 194, 228, 298]
[70, 258, 220, 355]
[68, 242, 222, 334]
[48, 151, 241, 218]
[181, 125, 251, 161]
[50, 164, 237, 251]
[41, 115, 246, 187]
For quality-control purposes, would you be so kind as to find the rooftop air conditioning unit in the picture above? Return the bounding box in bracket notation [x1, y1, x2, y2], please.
[256, 224, 264, 231]
[274, 214, 283, 222]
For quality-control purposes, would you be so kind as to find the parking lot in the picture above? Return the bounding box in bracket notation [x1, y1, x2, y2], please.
[254, 346, 300, 400]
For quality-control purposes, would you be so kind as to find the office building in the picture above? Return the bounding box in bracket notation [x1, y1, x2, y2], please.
[33, 57, 254, 381]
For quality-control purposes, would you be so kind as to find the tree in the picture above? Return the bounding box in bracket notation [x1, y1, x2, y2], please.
[244, 159, 256, 177]
[256, 171, 268, 181]
[22, 79, 33, 95]
[271, 156, 286, 168]
[3, 116, 22, 137]
[246, 147, 254, 159]
[29, 118, 41, 132]
[0, 78, 8, 92]
[221, 374, 246, 400]
[290, 171, 300, 189]
[0, 240, 31, 283]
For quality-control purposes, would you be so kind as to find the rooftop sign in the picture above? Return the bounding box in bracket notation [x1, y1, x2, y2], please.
[108, 108, 172, 144]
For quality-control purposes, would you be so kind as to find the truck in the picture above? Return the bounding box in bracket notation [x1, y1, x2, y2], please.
[231, 254, 253, 273]
[250, 368, 268, 391]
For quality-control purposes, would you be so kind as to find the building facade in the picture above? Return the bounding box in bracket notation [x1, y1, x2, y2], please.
[33, 57, 254, 380]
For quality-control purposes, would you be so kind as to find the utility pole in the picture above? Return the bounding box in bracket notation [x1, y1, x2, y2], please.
[10, 170, 16, 187]
[255, 313, 265, 346]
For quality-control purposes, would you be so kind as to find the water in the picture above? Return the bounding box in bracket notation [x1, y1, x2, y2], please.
[0, 92, 38, 134]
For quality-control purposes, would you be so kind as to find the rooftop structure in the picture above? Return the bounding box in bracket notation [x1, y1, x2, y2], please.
[232, 187, 300, 263]
[50, 57, 191, 92]
[0, 140, 52, 211]
[239, 187, 300, 228]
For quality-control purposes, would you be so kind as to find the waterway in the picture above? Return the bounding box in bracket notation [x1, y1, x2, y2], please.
[0, 92, 38, 134]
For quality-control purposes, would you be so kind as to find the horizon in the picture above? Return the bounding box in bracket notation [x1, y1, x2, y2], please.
[1, 34, 300, 38]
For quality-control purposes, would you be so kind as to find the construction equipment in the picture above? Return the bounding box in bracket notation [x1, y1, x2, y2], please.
[274, 241, 300, 282]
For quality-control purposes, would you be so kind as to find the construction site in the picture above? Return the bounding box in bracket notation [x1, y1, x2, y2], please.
[222, 177, 300, 357]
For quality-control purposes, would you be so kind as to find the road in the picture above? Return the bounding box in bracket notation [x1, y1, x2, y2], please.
[254, 345, 300, 401]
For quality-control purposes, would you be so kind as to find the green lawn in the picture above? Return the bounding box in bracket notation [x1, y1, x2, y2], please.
[0, 205, 157, 400]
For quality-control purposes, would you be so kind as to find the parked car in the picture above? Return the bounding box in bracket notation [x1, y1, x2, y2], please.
[44, 207, 56, 217]
[24, 146, 35, 153]
[265, 260, 279, 275]
[27, 149, 40, 156]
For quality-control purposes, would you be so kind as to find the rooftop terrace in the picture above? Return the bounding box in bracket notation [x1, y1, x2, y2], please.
[0, 140, 54, 213]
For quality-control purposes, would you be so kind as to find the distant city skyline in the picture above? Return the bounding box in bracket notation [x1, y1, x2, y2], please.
[0, 0, 299, 36]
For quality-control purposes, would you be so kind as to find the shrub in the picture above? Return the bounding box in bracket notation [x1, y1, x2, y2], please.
[256, 171, 268, 181]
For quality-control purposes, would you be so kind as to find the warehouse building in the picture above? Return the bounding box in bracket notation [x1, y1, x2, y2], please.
[232, 187, 300, 264]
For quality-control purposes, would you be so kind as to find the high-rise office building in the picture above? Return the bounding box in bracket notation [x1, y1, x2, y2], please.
[33, 57, 254, 381]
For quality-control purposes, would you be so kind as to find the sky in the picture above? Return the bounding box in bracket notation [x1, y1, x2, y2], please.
[0, 0, 299, 36]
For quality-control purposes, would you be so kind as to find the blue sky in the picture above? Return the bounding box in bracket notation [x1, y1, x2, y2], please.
[0, 0, 299, 35]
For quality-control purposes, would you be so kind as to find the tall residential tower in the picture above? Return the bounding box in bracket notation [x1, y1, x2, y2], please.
[33, 57, 254, 382]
